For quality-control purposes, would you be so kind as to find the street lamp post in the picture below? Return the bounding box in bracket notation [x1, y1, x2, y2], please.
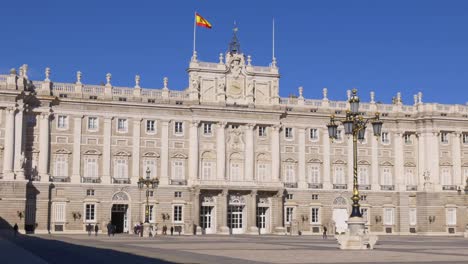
[327, 88, 382, 249]
[137, 168, 159, 236]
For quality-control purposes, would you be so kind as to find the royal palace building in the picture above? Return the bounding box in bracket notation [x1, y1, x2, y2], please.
[0, 33, 467, 236]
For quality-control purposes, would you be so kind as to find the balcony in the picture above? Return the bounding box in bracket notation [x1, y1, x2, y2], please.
[381, 185, 395, 191]
[333, 184, 347, 190]
[284, 182, 298, 188]
[406, 185, 418, 191]
[51, 176, 70, 183]
[442, 185, 457, 191]
[113, 178, 131, 184]
[82, 177, 101, 184]
[170, 179, 187, 186]
[358, 185, 371, 190]
[308, 183, 323, 189]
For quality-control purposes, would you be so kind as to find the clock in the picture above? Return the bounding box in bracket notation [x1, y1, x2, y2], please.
[229, 81, 242, 95]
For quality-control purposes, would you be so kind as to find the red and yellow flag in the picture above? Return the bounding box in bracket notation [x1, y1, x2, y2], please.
[196, 13, 212, 29]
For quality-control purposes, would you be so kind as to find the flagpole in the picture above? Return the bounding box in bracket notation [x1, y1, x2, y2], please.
[193, 11, 197, 58]
[272, 18, 275, 60]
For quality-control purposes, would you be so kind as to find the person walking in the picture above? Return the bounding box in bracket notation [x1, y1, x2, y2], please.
[163, 225, 167, 235]
[13, 223, 18, 237]
[87, 223, 92, 236]
[154, 224, 158, 236]
[112, 224, 116, 236]
[322, 226, 328, 239]
[107, 222, 112, 236]
[94, 224, 99, 236]
[170, 226, 174, 236]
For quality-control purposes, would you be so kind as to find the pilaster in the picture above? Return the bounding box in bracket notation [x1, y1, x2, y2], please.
[38, 111, 51, 182]
[271, 125, 280, 182]
[132, 119, 141, 183]
[160, 120, 169, 185]
[298, 127, 307, 188]
[189, 121, 199, 184]
[371, 135, 380, 191]
[247, 190, 258, 234]
[2, 107, 16, 179]
[218, 189, 229, 234]
[71, 116, 83, 183]
[216, 122, 226, 180]
[347, 135, 353, 190]
[394, 131, 404, 191]
[322, 131, 332, 189]
[452, 132, 462, 186]
[244, 124, 254, 181]
[13, 103, 25, 179]
[102, 117, 112, 184]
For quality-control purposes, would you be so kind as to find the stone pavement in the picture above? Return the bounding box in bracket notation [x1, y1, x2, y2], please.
[2, 233, 468, 264]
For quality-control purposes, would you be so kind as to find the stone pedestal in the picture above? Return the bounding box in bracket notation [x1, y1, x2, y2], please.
[142, 223, 152, 237]
[274, 226, 286, 235]
[336, 217, 378, 250]
[248, 226, 259, 235]
[219, 226, 230, 234]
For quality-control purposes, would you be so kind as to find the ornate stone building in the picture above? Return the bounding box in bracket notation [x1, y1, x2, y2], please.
[0, 33, 467, 235]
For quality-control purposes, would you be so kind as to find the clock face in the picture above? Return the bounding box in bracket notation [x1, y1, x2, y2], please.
[230, 82, 242, 95]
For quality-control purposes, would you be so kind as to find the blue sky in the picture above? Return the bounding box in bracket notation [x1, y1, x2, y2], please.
[1, 0, 467, 104]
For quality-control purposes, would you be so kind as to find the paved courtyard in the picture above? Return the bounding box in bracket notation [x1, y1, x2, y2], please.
[1, 233, 468, 264]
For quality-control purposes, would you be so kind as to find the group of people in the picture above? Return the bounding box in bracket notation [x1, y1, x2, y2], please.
[86, 223, 99, 236]
[133, 223, 180, 237]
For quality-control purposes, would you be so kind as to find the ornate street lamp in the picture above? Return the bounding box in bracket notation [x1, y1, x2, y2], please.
[327, 88, 383, 218]
[137, 167, 159, 223]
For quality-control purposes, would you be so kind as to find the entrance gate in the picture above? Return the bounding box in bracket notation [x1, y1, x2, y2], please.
[111, 204, 128, 233]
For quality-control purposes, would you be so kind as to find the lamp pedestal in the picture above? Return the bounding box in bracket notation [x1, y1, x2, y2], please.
[336, 217, 378, 250]
[143, 223, 152, 237]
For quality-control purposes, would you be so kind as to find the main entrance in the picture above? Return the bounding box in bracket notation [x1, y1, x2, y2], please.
[200, 206, 215, 234]
[111, 204, 129, 233]
[228, 205, 244, 234]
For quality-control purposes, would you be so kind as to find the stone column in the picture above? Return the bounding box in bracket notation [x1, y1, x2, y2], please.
[394, 132, 404, 191]
[216, 122, 226, 180]
[14, 104, 25, 179]
[218, 189, 229, 234]
[248, 190, 258, 234]
[160, 120, 169, 185]
[371, 135, 380, 191]
[71, 116, 83, 183]
[430, 132, 440, 190]
[271, 125, 280, 182]
[38, 111, 51, 182]
[192, 188, 201, 234]
[132, 119, 141, 183]
[452, 132, 462, 186]
[244, 124, 254, 181]
[102, 117, 112, 184]
[416, 132, 426, 190]
[323, 130, 332, 189]
[189, 121, 199, 184]
[273, 190, 285, 233]
[2, 107, 16, 180]
[298, 128, 307, 188]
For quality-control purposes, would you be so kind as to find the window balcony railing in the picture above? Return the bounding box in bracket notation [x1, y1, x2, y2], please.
[358, 185, 371, 190]
[381, 185, 395, 191]
[308, 183, 323, 189]
[333, 184, 347, 189]
[82, 177, 101, 184]
[284, 182, 298, 188]
[170, 179, 187, 185]
[51, 176, 70, 183]
[406, 185, 418, 191]
[113, 178, 131, 184]
[442, 185, 457, 191]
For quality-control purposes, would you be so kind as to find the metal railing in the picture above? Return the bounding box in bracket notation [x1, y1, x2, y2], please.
[170, 179, 187, 185]
[113, 178, 131, 184]
[308, 183, 323, 189]
[381, 185, 395, 191]
[82, 177, 101, 183]
[333, 184, 347, 189]
[284, 182, 298, 188]
[442, 185, 457, 191]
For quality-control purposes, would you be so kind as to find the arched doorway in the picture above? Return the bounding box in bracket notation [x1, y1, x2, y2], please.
[111, 192, 130, 233]
[332, 196, 348, 234]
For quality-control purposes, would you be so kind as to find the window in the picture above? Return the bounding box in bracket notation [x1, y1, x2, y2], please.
[86, 189, 95, 196]
[358, 167, 368, 185]
[310, 128, 319, 141]
[230, 162, 241, 181]
[203, 123, 212, 135]
[384, 208, 394, 225]
[440, 132, 449, 144]
[202, 161, 213, 180]
[118, 97, 127, 102]
[285, 207, 294, 224]
[284, 164, 295, 183]
[257, 164, 267, 182]
[404, 134, 412, 144]
[89, 95, 98, 100]
[146, 205, 155, 223]
[311, 194, 319, 200]
[381, 132, 390, 144]
[361, 208, 369, 224]
[310, 208, 320, 224]
[85, 204, 96, 222]
[59, 94, 67, 98]
[53, 202, 66, 222]
[405, 168, 416, 186]
[286, 194, 293, 200]
[308, 165, 320, 183]
[174, 191, 182, 198]
[114, 159, 128, 179]
[258, 126, 266, 137]
[382, 167, 393, 185]
[175, 101, 183, 105]
[285, 127, 293, 139]
[148, 99, 155, 103]
[88, 117, 98, 130]
[173, 205, 183, 223]
[117, 118, 128, 132]
[146, 120, 156, 133]
[334, 166, 345, 184]
[144, 159, 157, 178]
[360, 195, 367, 201]
[463, 133, 468, 144]
[173, 160, 184, 180]
[57, 115, 68, 129]
[441, 167, 452, 185]
[147, 190, 154, 197]
[231, 124, 239, 129]
[84, 157, 98, 178]
[446, 208, 456, 225]
[409, 208, 417, 226]
[175, 121, 183, 134]
[54, 155, 68, 177]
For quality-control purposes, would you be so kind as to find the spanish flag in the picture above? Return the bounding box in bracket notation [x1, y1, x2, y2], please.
[196, 13, 212, 29]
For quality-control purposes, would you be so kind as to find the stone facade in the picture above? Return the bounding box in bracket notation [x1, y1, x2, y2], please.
[0, 36, 467, 236]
